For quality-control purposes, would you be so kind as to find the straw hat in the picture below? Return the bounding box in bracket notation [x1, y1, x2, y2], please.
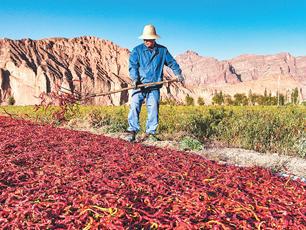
[138, 24, 160, 40]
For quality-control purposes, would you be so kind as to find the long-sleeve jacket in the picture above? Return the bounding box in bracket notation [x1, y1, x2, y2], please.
[129, 43, 182, 85]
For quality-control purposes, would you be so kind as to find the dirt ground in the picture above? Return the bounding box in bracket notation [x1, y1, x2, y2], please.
[64, 118, 306, 180]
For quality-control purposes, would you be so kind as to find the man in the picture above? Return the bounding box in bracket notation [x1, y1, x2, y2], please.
[127, 24, 184, 142]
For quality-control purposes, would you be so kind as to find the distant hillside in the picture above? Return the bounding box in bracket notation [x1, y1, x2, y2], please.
[0, 36, 304, 105]
[0, 36, 189, 105]
[175, 51, 305, 102]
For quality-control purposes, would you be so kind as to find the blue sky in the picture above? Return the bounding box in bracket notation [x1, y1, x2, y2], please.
[0, 0, 305, 60]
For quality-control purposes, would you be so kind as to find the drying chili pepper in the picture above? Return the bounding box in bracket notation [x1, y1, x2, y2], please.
[0, 116, 305, 229]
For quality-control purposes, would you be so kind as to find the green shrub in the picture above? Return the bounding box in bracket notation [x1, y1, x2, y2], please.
[8, 96, 16, 105]
[212, 91, 224, 105]
[179, 136, 203, 151]
[63, 103, 81, 121]
[106, 108, 128, 133]
[216, 108, 305, 155]
[197, 97, 205, 106]
[88, 109, 111, 128]
[233, 93, 248, 106]
[184, 108, 228, 139]
[88, 108, 128, 132]
[185, 95, 194, 106]
[107, 118, 128, 133]
[224, 95, 233, 105]
[160, 98, 179, 106]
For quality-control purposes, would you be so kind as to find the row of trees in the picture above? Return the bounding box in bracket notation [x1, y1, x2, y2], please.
[182, 88, 302, 106]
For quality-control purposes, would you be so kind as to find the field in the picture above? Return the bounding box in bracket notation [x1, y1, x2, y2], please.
[0, 116, 305, 229]
[1, 105, 305, 157]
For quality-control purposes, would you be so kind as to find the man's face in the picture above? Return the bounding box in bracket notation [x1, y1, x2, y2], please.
[144, 39, 155, 49]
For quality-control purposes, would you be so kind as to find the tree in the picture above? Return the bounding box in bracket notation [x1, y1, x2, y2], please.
[279, 93, 285, 106]
[233, 93, 248, 106]
[260, 88, 278, 105]
[197, 97, 205, 106]
[185, 95, 194, 106]
[211, 91, 224, 105]
[291, 87, 299, 104]
[267, 91, 272, 105]
[8, 96, 16, 105]
[264, 88, 268, 97]
[224, 94, 233, 105]
[269, 96, 278, 105]
[256, 95, 265, 105]
[248, 90, 257, 105]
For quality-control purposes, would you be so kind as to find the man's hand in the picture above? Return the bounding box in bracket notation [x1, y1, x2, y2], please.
[177, 74, 185, 83]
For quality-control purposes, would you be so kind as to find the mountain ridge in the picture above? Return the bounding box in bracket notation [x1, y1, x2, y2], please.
[0, 36, 304, 105]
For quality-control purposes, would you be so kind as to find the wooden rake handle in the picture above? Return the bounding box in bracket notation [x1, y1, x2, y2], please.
[80, 79, 179, 100]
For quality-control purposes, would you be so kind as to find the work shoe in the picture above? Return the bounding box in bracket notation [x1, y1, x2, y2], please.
[126, 131, 136, 142]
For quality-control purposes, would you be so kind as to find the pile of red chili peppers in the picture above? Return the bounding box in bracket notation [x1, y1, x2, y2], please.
[0, 116, 305, 229]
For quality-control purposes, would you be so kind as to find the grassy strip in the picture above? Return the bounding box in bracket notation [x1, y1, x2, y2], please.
[1, 105, 305, 157]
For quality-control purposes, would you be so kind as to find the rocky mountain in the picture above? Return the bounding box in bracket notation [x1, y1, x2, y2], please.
[176, 51, 305, 102]
[0, 36, 190, 105]
[0, 36, 305, 105]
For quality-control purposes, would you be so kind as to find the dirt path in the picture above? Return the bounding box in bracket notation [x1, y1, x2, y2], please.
[65, 119, 306, 179]
[109, 134, 306, 180]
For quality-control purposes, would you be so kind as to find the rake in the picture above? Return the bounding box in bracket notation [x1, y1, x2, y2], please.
[62, 79, 179, 101]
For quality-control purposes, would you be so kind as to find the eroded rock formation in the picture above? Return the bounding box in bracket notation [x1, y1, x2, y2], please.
[0, 37, 305, 105]
[0, 37, 190, 105]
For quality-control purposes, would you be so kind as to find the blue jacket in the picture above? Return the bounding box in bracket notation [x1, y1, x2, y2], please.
[129, 43, 182, 86]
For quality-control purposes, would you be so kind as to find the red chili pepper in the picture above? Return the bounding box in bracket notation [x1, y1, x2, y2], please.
[0, 116, 305, 229]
